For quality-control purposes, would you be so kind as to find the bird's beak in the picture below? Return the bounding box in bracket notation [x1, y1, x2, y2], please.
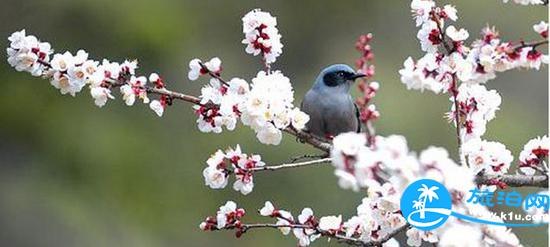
[348, 73, 366, 80]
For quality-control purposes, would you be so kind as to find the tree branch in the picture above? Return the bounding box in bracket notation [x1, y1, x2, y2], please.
[475, 174, 549, 188]
[361, 223, 410, 247]
[512, 39, 548, 51]
[213, 222, 410, 247]
[431, 12, 466, 166]
[283, 127, 332, 153]
[251, 158, 331, 172]
[36, 59, 332, 152]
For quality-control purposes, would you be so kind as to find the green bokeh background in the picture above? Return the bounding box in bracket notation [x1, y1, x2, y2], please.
[0, 0, 547, 246]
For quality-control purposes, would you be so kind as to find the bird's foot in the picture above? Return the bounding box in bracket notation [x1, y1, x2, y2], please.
[324, 133, 335, 141]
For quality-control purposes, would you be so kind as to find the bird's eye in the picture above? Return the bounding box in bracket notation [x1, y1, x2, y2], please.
[337, 72, 345, 77]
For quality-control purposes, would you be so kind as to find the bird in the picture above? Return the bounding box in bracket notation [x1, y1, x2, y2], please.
[301, 64, 365, 140]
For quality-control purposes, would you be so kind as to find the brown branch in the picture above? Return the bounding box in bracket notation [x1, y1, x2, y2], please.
[475, 174, 549, 188]
[450, 77, 463, 157]
[198, 61, 229, 86]
[284, 127, 332, 153]
[213, 222, 410, 247]
[430, 13, 465, 166]
[145, 87, 201, 104]
[431, 13, 453, 54]
[289, 153, 329, 163]
[512, 39, 548, 51]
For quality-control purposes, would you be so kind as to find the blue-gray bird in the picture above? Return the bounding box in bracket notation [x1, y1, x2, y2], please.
[301, 64, 365, 139]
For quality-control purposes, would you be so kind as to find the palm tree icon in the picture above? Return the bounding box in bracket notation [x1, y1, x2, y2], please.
[416, 184, 439, 219]
[412, 200, 423, 210]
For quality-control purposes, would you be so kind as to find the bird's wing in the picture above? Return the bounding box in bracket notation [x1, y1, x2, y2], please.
[354, 102, 361, 133]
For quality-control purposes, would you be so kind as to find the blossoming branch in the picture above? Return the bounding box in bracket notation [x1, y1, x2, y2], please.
[5, 1, 549, 247]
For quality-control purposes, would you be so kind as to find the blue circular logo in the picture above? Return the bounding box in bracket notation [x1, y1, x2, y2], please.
[400, 179, 452, 231]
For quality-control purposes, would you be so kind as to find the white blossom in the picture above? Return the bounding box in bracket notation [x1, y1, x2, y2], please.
[259, 201, 275, 216]
[417, 21, 440, 53]
[89, 86, 114, 107]
[289, 107, 310, 130]
[462, 139, 513, 176]
[533, 21, 548, 37]
[149, 100, 165, 117]
[203, 150, 228, 189]
[442, 5, 458, 21]
[276, 210, 294, 235]
[410, 0, 435, 27]
[188, 57, 222, 81]
[203, 165, 228, 189]
[446, 25, 469, 41]
[406, 228, 439, 247]
[318, 215, 342, 232]
[399, 54, 446, 94]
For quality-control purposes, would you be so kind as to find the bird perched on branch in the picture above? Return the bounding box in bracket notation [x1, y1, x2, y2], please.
[301, 64, 365, 140]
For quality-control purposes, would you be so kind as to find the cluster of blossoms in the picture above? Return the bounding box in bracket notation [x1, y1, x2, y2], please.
[186, 9, 308, 144]
[7, 29, 51, 76]
[199, 201, 246, 236]
[201, 130, 530, 246]
[466, 24, 548, 84]
[201, 199, 403, 247]
[7, 30, 170, 116]
[258, 201, 323, 246]
[329, 131, 524, 246]
[241, 9, 283, 65]
[191, 65, 309, 144]
[354, 34, 380, 143]
[400, 0, 548, 171]
[330, 133, 411, 192]
[449, 84, 501, 142]
[462, 139, 513, 190]
[401, 0, 548, 92]
[241, 71, 309, 145]
[202, 145, 265, 195]
[518, 135, 549, 175]
[194, 75, 249, 133]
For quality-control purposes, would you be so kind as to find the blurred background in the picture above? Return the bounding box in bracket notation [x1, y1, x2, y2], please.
[0, 0, 547, 246]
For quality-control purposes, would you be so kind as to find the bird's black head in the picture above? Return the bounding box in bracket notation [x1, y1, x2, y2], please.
[321, 64, 365, 87]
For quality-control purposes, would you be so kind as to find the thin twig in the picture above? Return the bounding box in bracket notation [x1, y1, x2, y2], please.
[214, 222, 410, 247]
[475, 174, 549, 188]
[198, 61, 229, 86]
[512, 39, 548, 51]
[290, 153, 329, 163]
[432, 11, 465, 166]
[251, 158, 331, 172]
